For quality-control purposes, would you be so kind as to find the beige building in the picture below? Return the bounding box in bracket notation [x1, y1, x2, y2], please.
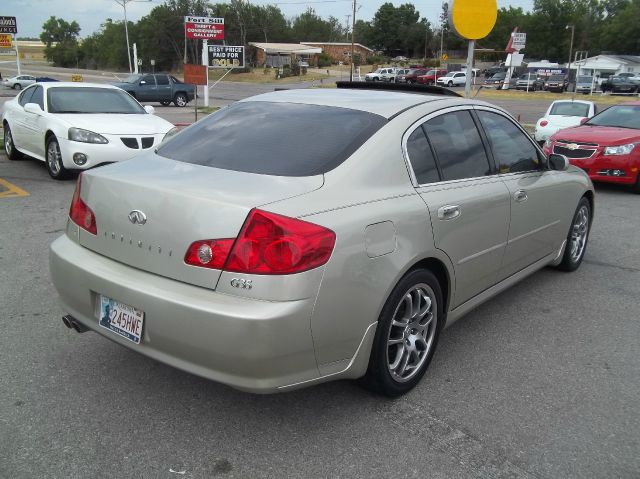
[248, 43, 322, 67]
[300, 42, 374, 64]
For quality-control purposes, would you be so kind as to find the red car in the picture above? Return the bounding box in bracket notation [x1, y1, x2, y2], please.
[416, 69, 448, 86]
[543, 102, 640, 192]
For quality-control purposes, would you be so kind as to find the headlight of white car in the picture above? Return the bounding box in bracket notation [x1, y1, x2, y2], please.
[68, 128, 108, 144]
[162, 127, 180, 143]
[603, 143, 636, 156]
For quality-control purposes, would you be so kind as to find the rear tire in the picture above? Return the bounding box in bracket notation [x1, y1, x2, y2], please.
[361, 269, 443, 397]
[173, 92, 188, 107]
[45, 136, 70, 180]
[4, 124, 23, 161]
[557, 197, 591, 271]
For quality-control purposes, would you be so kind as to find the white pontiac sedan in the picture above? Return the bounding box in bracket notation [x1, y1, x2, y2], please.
[2, 82, 176, 179]
[534, 100, 597, 145]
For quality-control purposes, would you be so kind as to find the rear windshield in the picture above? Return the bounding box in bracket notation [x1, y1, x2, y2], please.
[549, 102, 590, 117]
[157, 101, 386, 176]
[577, 76, 592, 83]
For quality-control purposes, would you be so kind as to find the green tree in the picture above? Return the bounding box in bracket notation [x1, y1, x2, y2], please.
[40, 16, 81, 67]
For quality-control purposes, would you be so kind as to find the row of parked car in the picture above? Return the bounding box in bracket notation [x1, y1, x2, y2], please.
[364, 67, 479, 87]
[483, 71, 640, 94]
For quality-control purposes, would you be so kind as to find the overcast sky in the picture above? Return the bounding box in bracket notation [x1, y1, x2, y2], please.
[4, 0, 534, 39]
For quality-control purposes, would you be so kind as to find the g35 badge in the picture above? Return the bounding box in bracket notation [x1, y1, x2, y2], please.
[230, 278, 253, 290]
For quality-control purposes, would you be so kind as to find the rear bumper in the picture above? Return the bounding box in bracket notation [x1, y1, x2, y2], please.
[49, 234, 323, 393]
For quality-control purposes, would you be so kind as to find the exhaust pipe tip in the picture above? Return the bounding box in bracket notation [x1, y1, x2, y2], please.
[62, 315, 90, 333]
[62, 315, 73, 329]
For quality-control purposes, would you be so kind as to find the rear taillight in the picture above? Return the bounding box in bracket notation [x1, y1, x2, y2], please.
[184, 209, 336, 275]
[69, 174, 97, 235]
[540, 120, 548, 127]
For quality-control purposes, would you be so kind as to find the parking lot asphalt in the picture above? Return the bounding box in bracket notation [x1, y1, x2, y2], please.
[1, 80, 640, 478]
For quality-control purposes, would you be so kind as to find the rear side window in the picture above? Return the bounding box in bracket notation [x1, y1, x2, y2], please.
[476, 111, 541, 174]
[157, 102, 386, 176]
[423, 111, 491, 181]
[405, 127, 439, 185]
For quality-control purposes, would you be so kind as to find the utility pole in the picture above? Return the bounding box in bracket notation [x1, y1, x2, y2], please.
[114, 0, 152, 74]
[566, 24, 575, 93]
[349, 0, 356, 82]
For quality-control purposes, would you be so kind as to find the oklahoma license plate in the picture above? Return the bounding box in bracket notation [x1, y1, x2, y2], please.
[99, 295, 144, 344]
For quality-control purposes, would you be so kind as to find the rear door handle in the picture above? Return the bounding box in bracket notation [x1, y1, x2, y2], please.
[514, 190, 528, 202]
[437, 205, 461, 220]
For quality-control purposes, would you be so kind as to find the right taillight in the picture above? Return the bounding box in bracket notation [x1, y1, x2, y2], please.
[184, 209, 336, 275]
[69, 173, 97, 235]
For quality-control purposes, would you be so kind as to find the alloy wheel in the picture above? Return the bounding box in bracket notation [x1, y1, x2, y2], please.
[569, 205, 589, 263]
[4, 128, 12, 156]
[47, 140, 62, 176]
[386, 284, 437, 382]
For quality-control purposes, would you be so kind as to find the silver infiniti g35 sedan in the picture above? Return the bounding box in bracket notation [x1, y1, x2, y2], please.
[50, 87, 594, 396]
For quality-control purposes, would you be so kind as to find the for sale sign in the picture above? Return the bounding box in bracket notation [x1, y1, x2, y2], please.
[0, 33, 13, 49]
[185, 16, 224, 40]
[207, 46, 245, 69]
[0, 16, 17, 34]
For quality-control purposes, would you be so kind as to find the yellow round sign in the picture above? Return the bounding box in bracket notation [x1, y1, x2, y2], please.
[449, 0, 497, 40]
[442, 53, 449, 61]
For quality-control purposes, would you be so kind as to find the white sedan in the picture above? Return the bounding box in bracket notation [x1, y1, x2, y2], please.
[2, 82, 176, 179]
[2, 75, 36, 90]
[533, 100, 597, 144]
[436, 72, 467, 87]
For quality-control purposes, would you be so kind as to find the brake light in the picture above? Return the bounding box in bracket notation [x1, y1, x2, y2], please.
[184, 209, 336, 275]
[540, 120, 548, 127]
[69, 174, 97, 235]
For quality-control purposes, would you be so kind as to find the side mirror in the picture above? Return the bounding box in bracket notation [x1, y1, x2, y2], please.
[548, 154, 569, 171]
[144, 105, 155, 115]
[580, 117, 589, 125]
[24, 103, 42, 114]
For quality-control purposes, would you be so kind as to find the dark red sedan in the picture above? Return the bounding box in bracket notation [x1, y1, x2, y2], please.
[543, 102, 640, 192]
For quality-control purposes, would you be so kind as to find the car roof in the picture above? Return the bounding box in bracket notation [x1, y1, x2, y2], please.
[238, 88, 491, 119]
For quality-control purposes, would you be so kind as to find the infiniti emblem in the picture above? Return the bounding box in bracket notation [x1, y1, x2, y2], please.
[128, 210, 147, 225]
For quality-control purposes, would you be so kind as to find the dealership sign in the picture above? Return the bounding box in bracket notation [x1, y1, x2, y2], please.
[185, 16, 224, 40]
[0, 16, 17, 34]
[207, 46, 245, 69]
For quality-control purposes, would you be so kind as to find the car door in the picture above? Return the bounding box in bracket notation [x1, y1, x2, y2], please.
[475, 108, 567, 280]
[22, 85, 47, 157]
[137, 74, 157, 101]
[455, 73, 466, 85]
[154, 75, 172, 102]
[9, 85, 37, 149]
[404, 108, 511, 308]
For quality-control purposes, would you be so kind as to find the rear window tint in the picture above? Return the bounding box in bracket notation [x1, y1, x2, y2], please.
[157, 102, 386, 176]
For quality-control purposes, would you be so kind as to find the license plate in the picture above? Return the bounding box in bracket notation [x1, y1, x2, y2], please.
[99, 295, 144, 344]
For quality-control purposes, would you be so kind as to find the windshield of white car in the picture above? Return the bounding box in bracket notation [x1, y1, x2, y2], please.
[124, 74, 142, 83]
[47, 87, 146, 114]
[157, 102, 387, 176]
[549, 102, 590, 117]
[585, 105, 640, 129]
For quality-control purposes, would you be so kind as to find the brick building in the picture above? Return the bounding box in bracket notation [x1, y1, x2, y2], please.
[248, 43, 322, 67]
[300, 42, 374, 64]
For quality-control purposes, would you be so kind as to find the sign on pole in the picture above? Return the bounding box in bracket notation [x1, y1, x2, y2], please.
[511, 32, 526, 51]
[0, 33, 13, 49]
[185, 16, 224, 40]
[207, 46, 245, 69]
[184, 64, 207, 85]
[0, 16, 17, 34]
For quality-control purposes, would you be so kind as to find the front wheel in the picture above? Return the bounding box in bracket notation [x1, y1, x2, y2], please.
[448, 80, 453, 87]
[13, 83, 22, 90]
[173, 92, 188, 107]
[361, 269, 443, 397]
[46, 136, 70, 180]
[557, 197, 591, 271]
[4, 124, 23, 161]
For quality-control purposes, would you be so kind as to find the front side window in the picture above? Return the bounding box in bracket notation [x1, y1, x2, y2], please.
[423, 111, 491, 181]
[477, 110, 541, 174]
[18, 87, 36, 106]
[140, 75, 155, 85]
[405, 126, 440, 185]
[30, 86, 44, 110]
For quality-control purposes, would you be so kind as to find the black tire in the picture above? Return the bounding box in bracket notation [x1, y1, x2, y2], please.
[45, 135, 70, 180]
[448, 80, 453, 87]
[160, 101, 171, 106]
[633, 173, 640, 194]
[373, 77, 379, 82]
[3, 124, 23, 161]
[173, 92, 188, 107]
[361, 269, 443, 397]
[13, 83, 22, 90]
[557, 197, 591, 272]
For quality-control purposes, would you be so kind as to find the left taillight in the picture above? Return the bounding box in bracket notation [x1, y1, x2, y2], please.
[69, 173, 97, 235]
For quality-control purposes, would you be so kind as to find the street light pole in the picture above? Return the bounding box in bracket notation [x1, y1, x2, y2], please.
[114, 0, 151, 74]
[566, 24, 575, 93]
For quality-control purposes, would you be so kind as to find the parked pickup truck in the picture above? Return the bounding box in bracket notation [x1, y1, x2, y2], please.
[113, 73, 195, 107]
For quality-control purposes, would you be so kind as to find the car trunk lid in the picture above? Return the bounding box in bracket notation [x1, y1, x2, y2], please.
[77, 154, 323, 290]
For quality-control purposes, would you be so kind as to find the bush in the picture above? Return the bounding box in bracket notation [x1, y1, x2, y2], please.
[230, 67, 251, 74]
[317, 52, 332, 68]
[368, 55, 386, 65]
